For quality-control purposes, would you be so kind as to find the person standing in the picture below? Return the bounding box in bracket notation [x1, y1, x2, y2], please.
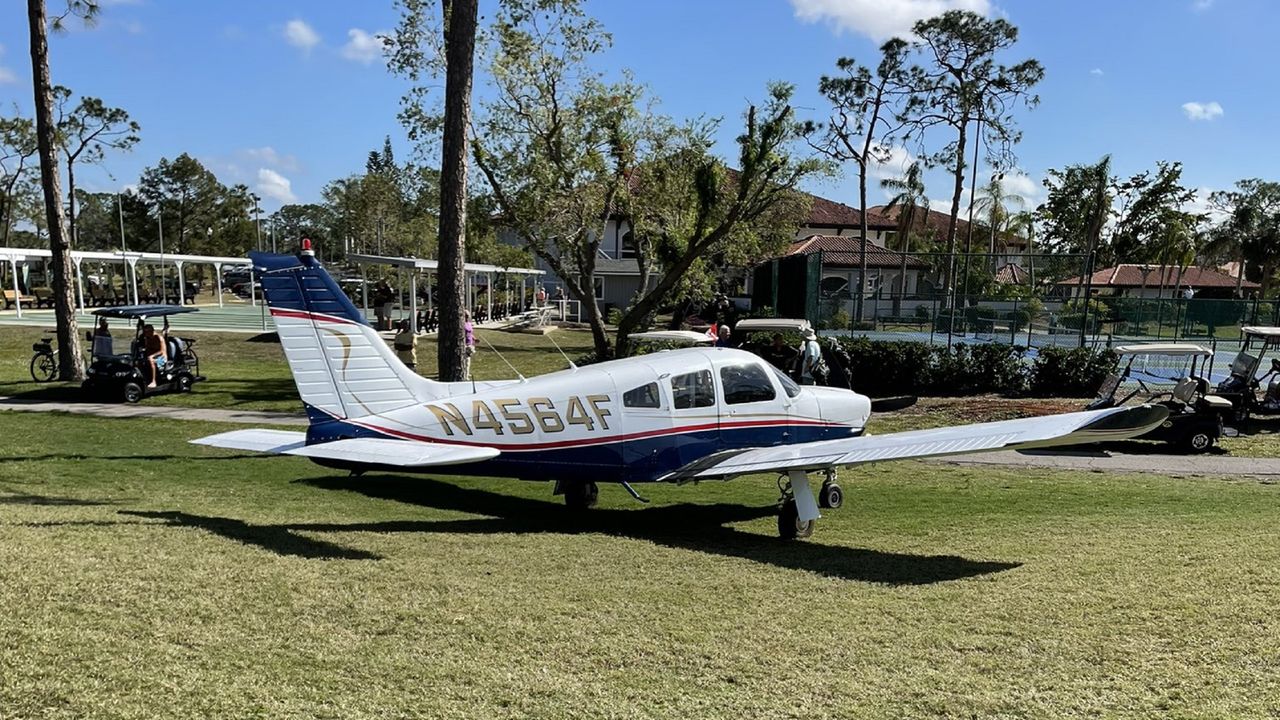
[462, 310, 477, 379]
[394, 320, 418, 370]
[798, 329, 824, 386]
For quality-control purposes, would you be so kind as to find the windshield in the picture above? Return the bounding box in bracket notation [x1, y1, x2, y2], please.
[772, 367, 801, 398]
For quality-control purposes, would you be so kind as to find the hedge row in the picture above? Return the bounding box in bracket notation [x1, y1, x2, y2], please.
[823, 337, 1116, 398]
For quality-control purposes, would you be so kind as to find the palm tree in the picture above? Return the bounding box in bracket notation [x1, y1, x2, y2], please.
[1009, 209, 1038, 292]
[881, 161, 927, 314]
[972, 174, 1026, 266]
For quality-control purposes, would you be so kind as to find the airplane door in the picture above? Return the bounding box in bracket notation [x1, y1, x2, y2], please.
[664, 359, 721, 470]
[718, 358, 792, 449]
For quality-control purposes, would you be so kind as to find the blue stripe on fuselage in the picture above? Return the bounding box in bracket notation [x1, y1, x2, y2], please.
[302, 412, 857, 483]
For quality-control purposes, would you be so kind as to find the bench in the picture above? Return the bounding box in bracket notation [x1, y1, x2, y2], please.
[3, 289, 35, 309]
[33, 287, 55, 308]
[877, 316, 930, 331]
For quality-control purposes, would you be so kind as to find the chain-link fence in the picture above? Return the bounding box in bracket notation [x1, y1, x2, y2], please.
[809, 251, 1268, 349]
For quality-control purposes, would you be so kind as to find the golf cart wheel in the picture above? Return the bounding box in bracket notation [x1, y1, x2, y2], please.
[1182, 430, 1214, 454]
[30, 353, 56, 382]
[777, 499, 815, 540]
[122, 382, 144, 404]
[176, 373, 194, 393]
[818, 482, 843, 509]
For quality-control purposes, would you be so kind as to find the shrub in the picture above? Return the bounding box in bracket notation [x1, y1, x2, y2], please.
[607, 307, 623, 325]
[1029, 346, 1117, 397]
[913, 304, 932, 319]
[824, 309, 851, 331]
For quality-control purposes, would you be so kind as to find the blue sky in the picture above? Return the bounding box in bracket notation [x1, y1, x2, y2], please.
[0, 0, 1268, 217]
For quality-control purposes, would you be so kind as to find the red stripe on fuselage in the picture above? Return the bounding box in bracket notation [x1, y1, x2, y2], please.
[345, 416, 846, 451]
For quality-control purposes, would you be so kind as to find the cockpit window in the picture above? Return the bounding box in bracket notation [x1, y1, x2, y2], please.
[623, 382, 661, 408]
[772, 366, 801, 398]
[671, 370, 715, 409]
[720, 363, 776, 404]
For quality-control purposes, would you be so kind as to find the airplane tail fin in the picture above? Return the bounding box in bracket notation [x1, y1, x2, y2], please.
[253, 247, 446, 422]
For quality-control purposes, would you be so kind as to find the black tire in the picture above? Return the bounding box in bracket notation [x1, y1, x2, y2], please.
[122, 382, 144, 404]
[30, 353, 56, 382]
[563, 481, 599, 510]
[777, 499, 815, 540]
[176, 373, 194, 393]
[1182, 429, 1214, 454]
[818, 482, 844, 510]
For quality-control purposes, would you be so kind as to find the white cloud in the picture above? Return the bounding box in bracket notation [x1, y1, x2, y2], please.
[256, 168, 297, 204]
[868, 144, 918, 182]
[1000, 170, 1041, 205]
[245, 146, 300, 172]
[283, 19, 320, 52]
[0, 67, 14, 85]
[341, 28, 388, 64]
[1193, 0, 1214, 10]
[1182, 101, 1224, 121]
[790, 0, 991, 41]
[1090, 67, 1104, 76]
[1186, 186, 1228, 223]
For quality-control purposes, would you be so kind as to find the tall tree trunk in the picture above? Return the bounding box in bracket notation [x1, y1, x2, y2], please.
[1235, 246, 1245, 298]
[27, 0, 83, 381]
[942, 124, 967, 309]
[856, 166, 868, 323]
[434, 0, 477, 381]
[66, 161, 77, 249]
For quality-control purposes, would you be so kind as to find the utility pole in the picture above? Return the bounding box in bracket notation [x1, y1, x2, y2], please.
[253, 194, 262, 252]
[117, 192, 127, 252]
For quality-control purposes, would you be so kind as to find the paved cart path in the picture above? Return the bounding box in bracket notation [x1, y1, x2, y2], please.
[0, 396, 306, 426]
[4, 395, 1280, 477]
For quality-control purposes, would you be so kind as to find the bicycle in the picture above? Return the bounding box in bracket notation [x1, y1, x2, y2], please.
[30, 337, 56, 382]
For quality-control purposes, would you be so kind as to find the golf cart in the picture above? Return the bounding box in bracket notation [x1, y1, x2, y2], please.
[1087, 343, 1234, 452]
[81, 305, 205, 403]
[1215, 326, 1280, 424]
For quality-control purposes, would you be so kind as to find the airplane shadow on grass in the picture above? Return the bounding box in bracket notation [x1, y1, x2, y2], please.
[109, 474, 1020, 585]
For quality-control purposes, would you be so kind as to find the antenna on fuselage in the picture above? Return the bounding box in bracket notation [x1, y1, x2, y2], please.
[545, 331, 577, 370]
[477, 332, 526, 381]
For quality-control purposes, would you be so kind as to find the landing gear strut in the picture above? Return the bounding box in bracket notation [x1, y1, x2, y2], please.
[558, 480, 599, 510]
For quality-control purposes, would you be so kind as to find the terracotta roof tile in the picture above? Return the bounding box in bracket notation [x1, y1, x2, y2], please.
[1056, 264, 1260, 289]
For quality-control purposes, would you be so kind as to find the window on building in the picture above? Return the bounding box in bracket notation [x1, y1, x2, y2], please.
[623, 382, 661, 409]
[620, 231, 637, 259]
[594, 277, 604, 300]
[670, 370, 715, 409]
[720, 363, 777, 404]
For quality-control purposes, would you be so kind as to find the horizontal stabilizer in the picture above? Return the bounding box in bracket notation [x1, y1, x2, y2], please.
[191, 429, 307, 453]
[191, 429, 499, 468]
[661, 404, 1170, 482]
[284, 437, 499, 467]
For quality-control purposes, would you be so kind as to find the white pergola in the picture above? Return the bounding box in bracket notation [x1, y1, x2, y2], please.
[0, 247, 251, 318]
[349, 253, 545, 332]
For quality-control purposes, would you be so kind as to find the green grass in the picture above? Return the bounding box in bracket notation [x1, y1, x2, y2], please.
[0, 325, 596, 414]
[4, 411, 1280, 718]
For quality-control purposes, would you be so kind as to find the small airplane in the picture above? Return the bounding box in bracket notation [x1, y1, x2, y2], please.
[193, 242, 1169, 539]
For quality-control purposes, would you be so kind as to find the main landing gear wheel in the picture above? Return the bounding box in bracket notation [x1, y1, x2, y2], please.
[777, 498, 815, 540]
[563, 480, 599, 510]
[818, 470, 843, 509]
[819, 482, 843, 509]
[776, 474, 815, 540]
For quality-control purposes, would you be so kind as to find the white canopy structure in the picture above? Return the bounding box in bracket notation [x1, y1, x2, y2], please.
[0, 247, 251, 318]
[348, 252, 545, 332]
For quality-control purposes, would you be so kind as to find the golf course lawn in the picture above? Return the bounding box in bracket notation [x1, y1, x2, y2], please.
[3, 411, 1280, 718]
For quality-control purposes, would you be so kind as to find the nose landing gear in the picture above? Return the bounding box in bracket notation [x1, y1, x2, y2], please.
[818, 469, 843, 509]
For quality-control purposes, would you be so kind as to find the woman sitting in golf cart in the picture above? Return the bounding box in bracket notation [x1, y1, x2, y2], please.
[142, 323, 169, 388]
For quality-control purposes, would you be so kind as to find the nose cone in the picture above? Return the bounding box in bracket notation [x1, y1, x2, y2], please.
[809, 386, 872, 429]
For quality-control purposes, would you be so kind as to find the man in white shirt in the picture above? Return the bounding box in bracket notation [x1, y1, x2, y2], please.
[799, 330, 823, 385]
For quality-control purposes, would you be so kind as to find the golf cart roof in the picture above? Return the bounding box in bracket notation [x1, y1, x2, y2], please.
[1113, 343, 1214, 357]
[734, 318, 813, 334]
[628, 330, 714, 345]
[1241, 326, 1280, 338]
[92, 305, 199, 320]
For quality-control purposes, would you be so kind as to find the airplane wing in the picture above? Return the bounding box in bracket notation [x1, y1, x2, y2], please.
[661, 404, 1169, 482]
[191, 429, 500, 467]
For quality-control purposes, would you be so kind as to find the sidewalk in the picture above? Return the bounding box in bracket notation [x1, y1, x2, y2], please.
[0, 395, 306, 426]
